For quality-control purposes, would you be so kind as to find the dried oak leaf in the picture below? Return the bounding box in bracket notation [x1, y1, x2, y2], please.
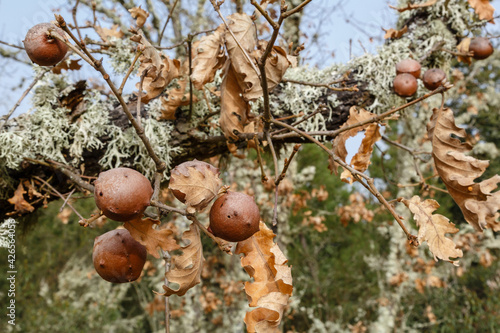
[52, 59, 82, 74]
[95, 24, 124, 42]
[191, 25, 226, 90]
[331, 106, 380, 183]
[124, 217, 180, 258]
[351, 123, 382, 173]
[129, 6, 149, 28]
[225, 13, 260, 101]
[245, 42, 291, 101]
[169, 159, 222, 211]
[402, 196, 463, 265]
[220, 62, 254, 141]
[427, 107, 500, 231]
[468, 0, 495, 22]
[7, 181, 35, 215]
[235, 222, 293, 332]
[383, 25, 408, 39]
[131, 30, 181, 103]
[161, 222, 205, 297]
[456, 38, 472, 64]
[159, 78, 195, 120]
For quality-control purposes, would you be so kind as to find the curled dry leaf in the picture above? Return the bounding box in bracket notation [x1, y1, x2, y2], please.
[7, 181, 35, 215]
[169, 159, 223, 211]
[427, 107, 500, 231]
[124, 217, 180, 258]
[191, 25, 226, 90]
[129, 6, 149, 28]
[245, 42, 291, 101]
[456, 38, 472, 64]
[225, 13, 260, 101]
[402, 196, 463, 265]
[161, 222, 205, 297]
[331, 107, 381, 183]
[159, 78, 195, 120]
[131, 30, 181, 103]
[235, 222, 293, 332]
[383, 25, 408, 39]
[468, 0, 495, 22]
[220, 62, 254, 141]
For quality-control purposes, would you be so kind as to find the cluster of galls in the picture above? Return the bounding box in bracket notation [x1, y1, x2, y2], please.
[92, 168, 153, 283]
[90, 162, 261, 284]
[393, 37, 493, 98]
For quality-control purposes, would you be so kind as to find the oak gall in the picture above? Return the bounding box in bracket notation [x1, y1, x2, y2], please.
[94, 168, 153, 222]
[23, 23, 68, 66]
[209, 192, 260, 242]
[393, 73, 418, 97]
[93, 229, 147, 283]
[422, 68, 446, 91]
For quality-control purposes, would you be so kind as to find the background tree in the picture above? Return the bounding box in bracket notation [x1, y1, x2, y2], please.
[1, 0, 499, 332]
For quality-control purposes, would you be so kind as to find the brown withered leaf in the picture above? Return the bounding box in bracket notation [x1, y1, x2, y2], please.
[468, 0, 495, 22]
[161, 222, 205, 297]
[402, 196, 463, 265]
[331, 106, 378, 182]
[351, 123, 382, 172]
[427, 107, 500, 231]
[235, 222, 293, 332]
[52, 59, 82, 74]
[225, 13, 260, 101]
[383, 25, 408, 39]
[129, 6, 149, 28]
[131, 30, 181, 103]
[7, 181, 34, 215]
[95, 24, 124, 42]
[220, 63, 253, 141]
[169, 159, 222, 211]
[159, 78, 194, 120]
[245, 42, 291, 101]
[124, 217, 180, 258]
[456, 38, 472, 64]
[191, 25, 226, 90]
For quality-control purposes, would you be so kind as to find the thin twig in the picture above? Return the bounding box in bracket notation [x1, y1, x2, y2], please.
[118, 50, 142, 94]
[276, 144, 301, 186]
[271, 104, 327, 136]
[282, 78, 358, 92]
[72, 0, 84, 45]
[162, 250, 171, 333]
[158, 0, 180, 46]
[60, 188, 76, 212]
[253, 135, 268, 184]
[1, 68, 50, 131]
[150, 200, 187, 216]
[266, 131, 280, 228]
[79, 211, 104, 227]
[0, 40, 24, 50]
[187, 39, 193, 119]
[33, 176, 85, 220]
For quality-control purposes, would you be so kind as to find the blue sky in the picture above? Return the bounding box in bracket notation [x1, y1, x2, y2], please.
[0, 0, 499, 117]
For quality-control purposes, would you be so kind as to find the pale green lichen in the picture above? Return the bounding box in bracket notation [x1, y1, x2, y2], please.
[108, 36, 137, 75]
[99, 99, 182, 178]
